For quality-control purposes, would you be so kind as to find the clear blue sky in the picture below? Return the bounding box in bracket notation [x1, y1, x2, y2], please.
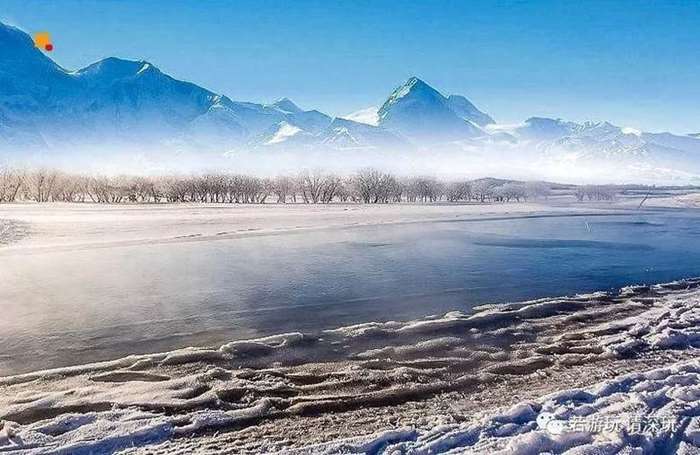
[2, 0, 698, 133]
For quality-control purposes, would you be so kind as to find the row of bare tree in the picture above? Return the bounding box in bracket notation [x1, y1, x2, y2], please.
[0, 167, 563, 204]
[574, 185, 618, 201]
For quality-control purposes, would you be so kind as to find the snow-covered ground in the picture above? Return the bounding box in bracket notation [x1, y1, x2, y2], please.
[2, 199, 700, 453]
[646, 193, 700, 209]
[0, 201, 612, 252]
[1, 278, 699, 454]
[0, 219, 27, 246]
[2, 192, 697, 254]
[286, 359, 700, 454]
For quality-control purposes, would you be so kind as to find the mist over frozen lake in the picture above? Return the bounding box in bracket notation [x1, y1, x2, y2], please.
[2, 206, 700, 375]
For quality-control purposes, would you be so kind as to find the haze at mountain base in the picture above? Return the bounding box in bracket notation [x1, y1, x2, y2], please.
[1, 22, 699, 184]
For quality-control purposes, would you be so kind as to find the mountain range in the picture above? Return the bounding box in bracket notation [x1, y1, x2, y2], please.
[1, 21, 699, 183]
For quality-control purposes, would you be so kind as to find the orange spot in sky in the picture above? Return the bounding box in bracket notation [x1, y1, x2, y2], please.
[33, 32, 53, 52]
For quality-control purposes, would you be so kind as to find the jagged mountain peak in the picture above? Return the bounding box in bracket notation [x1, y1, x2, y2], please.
[399, 76, 436, 94]
[379, 77, 444, 115]
[377, 77, 487, 142]
[1, 19, 698, 183]
[576, 121, 622, 137]
[76, 57, 160, 82]
[270, 97, 302, 114]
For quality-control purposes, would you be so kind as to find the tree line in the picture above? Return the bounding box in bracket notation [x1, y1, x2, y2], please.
[0, 167, 618, 204]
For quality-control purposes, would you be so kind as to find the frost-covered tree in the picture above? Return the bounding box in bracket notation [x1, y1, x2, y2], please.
[0, 167, 23, 203]
[471, 179, 494, 203]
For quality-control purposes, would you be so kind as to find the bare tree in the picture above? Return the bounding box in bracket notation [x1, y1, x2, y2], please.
[50, 172, 85, 202]
[3, 167, 604, 208]
[403, 177, 444, 203]
[471, 179, 494, 203]
[446, 181, 472, 202]
[352, 168, 402, 203]
[24, 168, 60, 202]
[298, 170, 326, 204]
[272, 176, 295, 203]
[493, 183, 528, 202]
[0, 167, 23, 202]
[576, 185, 616, 202]
[320, 174, 342, 203]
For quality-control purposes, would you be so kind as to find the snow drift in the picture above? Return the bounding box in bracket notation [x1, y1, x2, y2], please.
[1, 279, 699, 453]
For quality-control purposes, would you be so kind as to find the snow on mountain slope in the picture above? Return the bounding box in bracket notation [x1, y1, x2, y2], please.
[0, 23, 325, 154]
[73, 58, 221, 140]
[0, 23, 77, 96]
[266, 122, 303, 144]
[513, 117, 579, 141]
[446, 94, 495, 126]
[269, 97, 302, 114]
[265, 98, 331, 133]
[495, 117, 700, 182]
[377, 77, 486, 143]
[250, 121, 316, 149]
[320, 117, 408, 150]
[642, 132, 700, 155]
[288, 110, 333, 134]
[0, 23, 229, 151]
[1, 20, 699, 182]
[342, 106, 380, 126]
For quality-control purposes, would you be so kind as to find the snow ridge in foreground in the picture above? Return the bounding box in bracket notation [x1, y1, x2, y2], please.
[286, 359, 700, 454]
[1, 280, 699, 454]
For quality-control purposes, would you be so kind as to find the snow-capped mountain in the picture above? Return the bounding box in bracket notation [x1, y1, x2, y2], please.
[266, 98, 331, 134]
[343, 107, 380, 127]
[377, 77, 490, 143]
[252, 121, 315, 148]
[320, 118, 408, 150]
[506, 118, 700, 165]
[1, 21, 700, 183]
[0, 23, 330, 154]
[445, 95, 495, 127]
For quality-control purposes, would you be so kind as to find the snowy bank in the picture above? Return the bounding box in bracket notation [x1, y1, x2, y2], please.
[1, 279, 699, 453]
[285, 359, 700, 454]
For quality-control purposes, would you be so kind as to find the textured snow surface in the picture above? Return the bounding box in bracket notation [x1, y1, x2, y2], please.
[1, 280, 699, 454]
[0, 219, 26, 245]
[285, 359, 700, 454]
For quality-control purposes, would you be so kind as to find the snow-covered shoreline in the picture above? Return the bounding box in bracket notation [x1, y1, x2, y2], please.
[283, 358, 700, 454]
[0, 201, 626, 253]
[1, 279, 699, 454]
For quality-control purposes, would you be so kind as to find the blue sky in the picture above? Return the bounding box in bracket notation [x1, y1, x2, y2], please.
[2, 0, 698, 133]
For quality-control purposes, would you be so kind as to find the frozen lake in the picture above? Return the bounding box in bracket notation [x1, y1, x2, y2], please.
[2, 206, 700, 375]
